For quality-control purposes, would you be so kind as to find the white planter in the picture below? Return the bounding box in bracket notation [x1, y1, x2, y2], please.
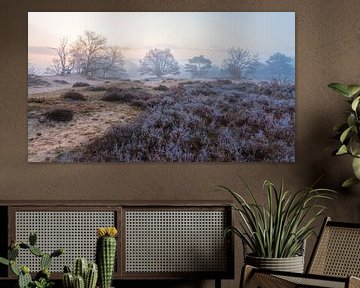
[245, 254, 305, 273]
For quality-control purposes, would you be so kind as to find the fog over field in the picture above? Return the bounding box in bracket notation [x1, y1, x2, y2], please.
[28, 12, 295, 162]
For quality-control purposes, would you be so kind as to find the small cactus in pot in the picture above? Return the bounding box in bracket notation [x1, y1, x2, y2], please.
[62, 259, 98, 288]
[96, 227, 118, 288]
[0, 232, 63, 288]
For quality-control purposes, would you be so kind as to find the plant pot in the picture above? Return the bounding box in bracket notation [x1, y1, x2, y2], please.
[245, 254, 304, 273]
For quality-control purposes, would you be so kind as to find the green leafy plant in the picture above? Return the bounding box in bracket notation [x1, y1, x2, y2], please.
[219, 179, 334, 258]
[0, 232, 63, 288]
[328, 83, 360, 187]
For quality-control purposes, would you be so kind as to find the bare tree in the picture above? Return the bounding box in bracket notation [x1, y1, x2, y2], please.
[222, 47, 258, 80]
[140, 48, 180, 78]
[51, 37, 74, 75]
[185, 55, 212, 78]
[98, 46, 125, 78]
[71, 31, 107, 77]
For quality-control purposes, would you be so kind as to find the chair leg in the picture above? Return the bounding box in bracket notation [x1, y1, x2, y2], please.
[240, 265, 255, 288]
[215, 278, 221, 288]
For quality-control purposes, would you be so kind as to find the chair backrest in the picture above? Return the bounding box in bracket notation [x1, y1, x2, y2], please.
[307, 217, 360, 277]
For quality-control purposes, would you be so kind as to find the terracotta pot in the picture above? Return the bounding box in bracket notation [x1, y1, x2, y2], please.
[245, 254, 304, 273]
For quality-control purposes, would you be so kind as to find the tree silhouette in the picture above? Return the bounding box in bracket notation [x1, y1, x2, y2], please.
[98, 46, 125, 78]
[185, 55, 212, 78]
[71, 31, 107, 77]
[140, 48, 180, 78]
[222, 47, 257, 80]
[51, 37, 74, 75]
[266, 52, 294, 81]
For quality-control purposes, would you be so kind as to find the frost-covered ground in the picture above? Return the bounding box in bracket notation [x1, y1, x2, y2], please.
[69, 79, 295, 162]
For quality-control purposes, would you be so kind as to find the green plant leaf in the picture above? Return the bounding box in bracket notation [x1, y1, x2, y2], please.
[342, 177, 360, 188]
[347, 85, 360, 97]
[348, 135, 360, 157]
[340, 126, 353, 143]
[352, 157, 360, 179]
[336, 144, 348, 155]
[0, 257, 9, 266]
[351, 96, 360, 111]
[328, 83, 350, 97]
[347, 114, 356, 129]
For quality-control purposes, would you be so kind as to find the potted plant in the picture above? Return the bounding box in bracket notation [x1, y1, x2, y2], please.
[219, 179, 334, 273]
[328, 83, 360, 187]
[0, 232, 63, 288]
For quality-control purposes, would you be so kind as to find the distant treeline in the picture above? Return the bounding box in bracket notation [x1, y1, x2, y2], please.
[40, 30, 294, 82]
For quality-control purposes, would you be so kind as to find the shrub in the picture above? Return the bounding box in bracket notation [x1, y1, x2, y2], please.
[85, 86, 106, 92]
[28, 97, 45, 103]
[101, 89, 126, 102]
[216, 79, 232, 84]
[101, 88, 159, 109]
[53, 79, 69, 84]
[72, 82, 90, 87]
[46, 109, 73, 122]
[153, 85, 169, 91]
[28, 75, 49, 86]
[63, 91, 87, 101]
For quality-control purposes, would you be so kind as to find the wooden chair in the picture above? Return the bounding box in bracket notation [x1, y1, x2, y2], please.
[241, 217, 360, 288]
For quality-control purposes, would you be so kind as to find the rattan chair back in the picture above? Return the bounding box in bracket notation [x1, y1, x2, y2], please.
[307, 217, 360, 278]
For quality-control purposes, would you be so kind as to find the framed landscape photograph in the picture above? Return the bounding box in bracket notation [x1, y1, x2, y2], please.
[28, 12, 295, 162]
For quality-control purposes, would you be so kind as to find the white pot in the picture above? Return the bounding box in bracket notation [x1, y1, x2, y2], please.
[245, 254, 305, 273]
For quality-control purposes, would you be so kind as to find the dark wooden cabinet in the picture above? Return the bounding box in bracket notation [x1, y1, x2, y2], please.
[0, 201, 233, 285]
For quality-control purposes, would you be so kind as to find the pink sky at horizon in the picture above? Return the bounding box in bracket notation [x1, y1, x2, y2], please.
[28, 12, 295, 73]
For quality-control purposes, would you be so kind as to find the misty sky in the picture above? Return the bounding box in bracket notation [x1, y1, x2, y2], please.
[28, 12, 295, 71]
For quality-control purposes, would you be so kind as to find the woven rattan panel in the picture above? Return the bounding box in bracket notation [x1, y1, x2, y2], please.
[125, 210, 227, 273]
[310, 226, 360, 277]
[277, 275, 345, 288]
[15, 211, 115, 272]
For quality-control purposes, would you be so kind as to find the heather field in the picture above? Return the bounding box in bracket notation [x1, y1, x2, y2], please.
[28, 77, 295, 162]
[68, 79, 294, 162]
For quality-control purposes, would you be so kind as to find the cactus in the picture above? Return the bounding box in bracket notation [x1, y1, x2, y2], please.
[85, 263, 98, 288]
[63, 272, 74, 288]
[63, 260, 98, 288]
[10, 260, 20, 276]
[74, 275, 85, 288]
[51, 248, 64, 258]
[41, 253, 52, 269]
[9, 246, 19, 260]
[29, 245, 44, 257]
[0, 232, 64, 288]
[29, 232, 37, 246]
[0, 257, 9, 266]
[74, 258, 88, 279]
[19, 270, 32, 288]
[96, 227, 118, 288]
[35, 268, 50, 281]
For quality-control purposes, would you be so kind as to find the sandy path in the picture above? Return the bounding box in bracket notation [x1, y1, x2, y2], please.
[28, 103, 141, 162]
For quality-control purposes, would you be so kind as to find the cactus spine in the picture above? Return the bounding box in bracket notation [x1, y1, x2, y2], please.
[96, 227, 118, 288]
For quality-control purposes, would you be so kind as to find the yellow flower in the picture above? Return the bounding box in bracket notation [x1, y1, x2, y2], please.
[96, 227, 118, 237]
